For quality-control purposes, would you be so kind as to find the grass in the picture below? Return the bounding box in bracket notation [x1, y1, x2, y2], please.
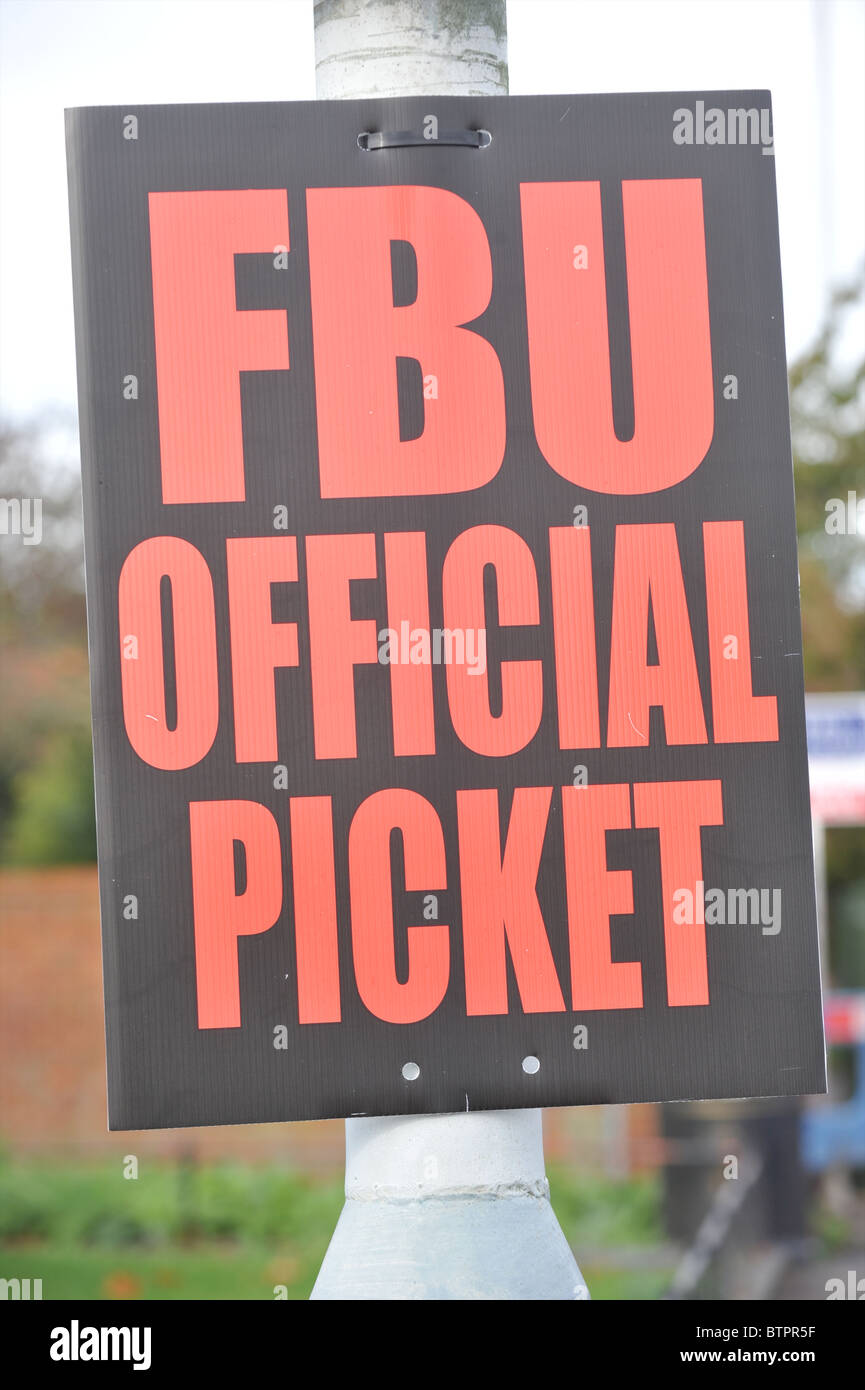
[548, 1166, 661, 1247]
[0, 1154, 671, 1300]
[0, 1246, 318, 1301]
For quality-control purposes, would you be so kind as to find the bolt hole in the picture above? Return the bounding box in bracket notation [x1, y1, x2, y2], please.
[402, 1061, 420, 1081]
[522, 1055, 540, 1075]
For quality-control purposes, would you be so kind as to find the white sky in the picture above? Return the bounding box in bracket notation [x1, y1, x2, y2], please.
[0, 0, 863, 422]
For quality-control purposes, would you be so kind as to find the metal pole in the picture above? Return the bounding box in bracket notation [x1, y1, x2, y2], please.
[313, 0, 508, 99]
[309, 0, 588, 1301]
[312, 1109, 588, 1299]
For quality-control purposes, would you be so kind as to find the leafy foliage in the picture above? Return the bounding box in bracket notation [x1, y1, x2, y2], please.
[791, 277, 865, 689]
[0, 413, 93, 862]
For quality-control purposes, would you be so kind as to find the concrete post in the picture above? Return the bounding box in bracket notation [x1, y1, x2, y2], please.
[309, 0, 589, 1301]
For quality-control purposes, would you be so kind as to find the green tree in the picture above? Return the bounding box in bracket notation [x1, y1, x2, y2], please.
[0, 411, 94, 863]
[1, 726, 96, 865]
[790, 277, 865, 690]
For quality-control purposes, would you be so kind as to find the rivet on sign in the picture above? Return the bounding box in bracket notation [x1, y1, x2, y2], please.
[402, 1062, 420, 1081]
[522, 1056, 540, 1075]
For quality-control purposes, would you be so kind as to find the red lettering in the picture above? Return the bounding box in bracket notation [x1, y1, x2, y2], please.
[562, 783, 641, 1010]
[118, 537, 219, 769]
[457, 787, 566, 1016]
[306, 532, 378, 759]
[306, 185, 505, 498]
[442, 525, 543, 756]
[289, 796, 341, 1024]
[348, 789, 449, 1023]
[607, 523, 707, 747]
[149, 190, 290, 504]
[384, 531, 436, 756]
[704, 521, 778, 743]
[549, 526, 601, 749]
[633, 779, 724, 1006]
[520, 179, 713, 493]
[226, 537, 299, 763]
[190, 799, 283, 1029]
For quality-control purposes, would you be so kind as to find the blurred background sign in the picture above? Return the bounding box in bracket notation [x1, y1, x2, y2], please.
[806, 692, 865, 826]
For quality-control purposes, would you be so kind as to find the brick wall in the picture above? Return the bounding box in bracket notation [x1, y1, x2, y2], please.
[0, 867, 344, 1169]
[0, 866, 654, 1172]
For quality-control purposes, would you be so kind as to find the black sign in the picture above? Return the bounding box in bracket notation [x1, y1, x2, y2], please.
[66, 92, 825, 1128]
